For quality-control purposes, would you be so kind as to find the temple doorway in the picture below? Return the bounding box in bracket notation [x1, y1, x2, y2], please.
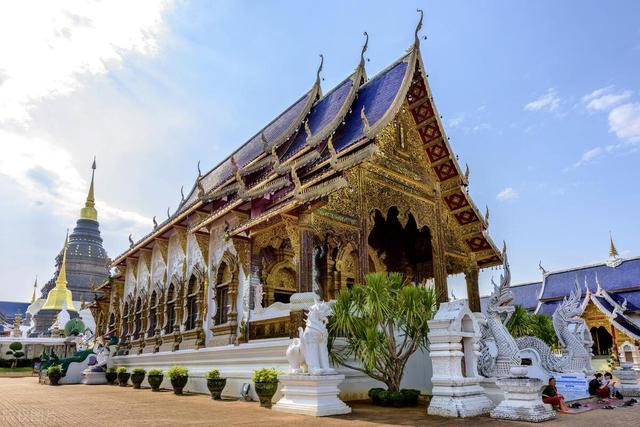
[591, 326, 613, 356]
[368, 207, 433, 283]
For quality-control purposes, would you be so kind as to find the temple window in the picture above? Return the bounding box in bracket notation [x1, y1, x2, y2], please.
[133, 297, 142, 340]
[185, 275, 198, 330]
[147, 291, 157, 338]
[215, 262, 230, 325]
[122, 302, 129, 337]
[165, 284, 176, 334]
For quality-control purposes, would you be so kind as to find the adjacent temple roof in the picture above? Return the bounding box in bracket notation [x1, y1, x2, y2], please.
[112, 12, 501, 269]
[0, 301, 30, 332]
[536, 256, 640, 316]
[590, 284, 640, 341]
[480, 281, 542, 313]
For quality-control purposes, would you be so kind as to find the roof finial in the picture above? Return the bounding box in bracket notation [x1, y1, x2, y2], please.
[180, 185, 185, 203]
[167, 206, 171, 218]
[360, 106, 370, 133]
[360, 31, 369, 65]
[128, 234, 134, 248]
[316, 54, 324, 84]
[305, 119, 312, 143]
[464, 163, 470, 182]
[261, 131, 269, 151]
[414, 9, 424, 47]
[609, 231, 619, 258]
[595, 272, 603, 294]
[484, 205, 490, 224]
[197, 160, 202, 177]
[538, 260, 548, 275]
[31, 276, 38, 304]
[327, 135, 338, 167]
[152, 216, 158, 230]
[80, 157, 98, 221]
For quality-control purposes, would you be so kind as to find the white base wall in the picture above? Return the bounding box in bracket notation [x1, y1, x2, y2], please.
[111, 338, 409, 401]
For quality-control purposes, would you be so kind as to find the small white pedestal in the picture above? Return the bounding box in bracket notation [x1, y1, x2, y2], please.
[490, 377, 555, 423]
[82, 370, 107, 385]
[614, 364, 640, 397]
[273, 374, 351, 417]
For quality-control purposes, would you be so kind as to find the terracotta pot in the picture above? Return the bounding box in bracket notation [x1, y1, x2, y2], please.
[148, 374, 163, 391]
[254, 382, 278, 408]
[206, 378, 227, 400]
[170, 375, 188, 395]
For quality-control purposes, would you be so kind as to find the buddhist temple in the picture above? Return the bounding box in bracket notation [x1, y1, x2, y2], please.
[93, 15, 502, 362]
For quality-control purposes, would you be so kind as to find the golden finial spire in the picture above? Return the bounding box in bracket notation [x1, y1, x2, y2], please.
[30, 276, 37, 304]
[80, 157, 98, 221]
[42, 231, 76, 311]
[609, 231, 619, 258]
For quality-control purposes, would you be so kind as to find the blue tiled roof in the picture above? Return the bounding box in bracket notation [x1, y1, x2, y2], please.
[537, 300, 563, 316]
[0, 301, 29, 331]
[182, 91, 313, 209]
[480, 281, 541, 313]
[614, 314, 640, 340]
[609, 291, 640, 312]
[540, 257, 640, 301]
[332, 58, 409, 152]
[282, 75, 356, 160]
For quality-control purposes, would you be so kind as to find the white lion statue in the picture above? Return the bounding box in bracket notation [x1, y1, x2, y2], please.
[286, 300, 336, 375]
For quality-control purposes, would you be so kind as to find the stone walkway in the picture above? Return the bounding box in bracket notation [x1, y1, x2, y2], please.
[2, 377, 640, 426]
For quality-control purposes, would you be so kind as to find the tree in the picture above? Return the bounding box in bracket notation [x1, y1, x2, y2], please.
[329, 272, 438, 392]
[5, 342, 25, 368]
[506, 305, 558, 349]
[505, 305, 532, 338]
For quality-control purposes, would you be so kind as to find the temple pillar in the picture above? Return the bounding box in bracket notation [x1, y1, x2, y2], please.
[431, 204, 449, 304]
[465, 267, 481, 313]
[297, 227, 314, 292]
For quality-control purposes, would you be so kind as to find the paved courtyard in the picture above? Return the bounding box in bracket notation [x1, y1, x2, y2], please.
[2, 377, 640, 426]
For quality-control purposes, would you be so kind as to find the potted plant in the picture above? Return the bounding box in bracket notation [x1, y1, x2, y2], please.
[116, 367, 130, 387]
[147, 369, 163, 392]
[205, 369, 227, 400]
[252, 368, 279, 408]
[47, 364, 63, 386]
[131, 367, 146, 389]
[106, 366, 118, 385]
[167, 366, 189, 395]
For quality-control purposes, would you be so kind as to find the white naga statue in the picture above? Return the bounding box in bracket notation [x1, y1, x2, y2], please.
[286, 300, 337, 376]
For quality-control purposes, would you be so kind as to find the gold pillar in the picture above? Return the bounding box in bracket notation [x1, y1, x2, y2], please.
[465, 267, 481, 313]
[432, 194, 449, 304]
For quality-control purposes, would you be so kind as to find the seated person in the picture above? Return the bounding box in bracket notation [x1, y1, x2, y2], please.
[542, 377, 570, 412]
[604, 372, 623, 399]
[589, 373, 610, 398]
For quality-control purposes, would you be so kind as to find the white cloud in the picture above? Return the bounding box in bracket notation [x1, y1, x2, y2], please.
[0, 0, 172, 125]
[0, 1, 172, 235]
[448, 114, 465, 129]
[582, 86, 632, 111]
[609, 102, 640, 143]
[496, 187, 518, 201]
[524, 88, 560, 112]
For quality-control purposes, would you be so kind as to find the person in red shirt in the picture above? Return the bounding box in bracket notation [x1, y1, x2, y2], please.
[589, 373, 610, 399]
[542, 377, 570, 412]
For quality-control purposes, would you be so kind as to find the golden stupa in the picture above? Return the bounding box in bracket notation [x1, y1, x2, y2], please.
[41, 232, 76, 311]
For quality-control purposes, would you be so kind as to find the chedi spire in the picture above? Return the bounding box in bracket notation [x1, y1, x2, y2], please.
[80, 157, 98, 221]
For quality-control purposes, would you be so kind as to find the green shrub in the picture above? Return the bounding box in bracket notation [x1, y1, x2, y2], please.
[252, 368, 278, 383]
[107, 366, 117, 373]
[378, 390, 391, 405]
[205, 369, 222, 380]
[131, 367, 146, 374]
[167, 366, 189, 379]
[47, 365, 62, 375]
[115, 367, 127, 374]
[368, 387, 384, 399]
[147, 368, 162, 376]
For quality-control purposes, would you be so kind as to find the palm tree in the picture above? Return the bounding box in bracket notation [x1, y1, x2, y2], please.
[506, 305, 532, 338]
[329, 272, 438, 392]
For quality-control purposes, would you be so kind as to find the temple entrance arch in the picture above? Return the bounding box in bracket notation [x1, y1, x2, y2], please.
[591, 326, 613, 356]
[368, 207, 433, 283]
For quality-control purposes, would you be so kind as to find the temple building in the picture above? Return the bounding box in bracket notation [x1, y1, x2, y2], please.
[480, 236, 640, 371]
[92, 17, 501, 375]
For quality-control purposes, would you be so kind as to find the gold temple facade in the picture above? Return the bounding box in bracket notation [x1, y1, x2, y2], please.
[93, 21, 501, 354]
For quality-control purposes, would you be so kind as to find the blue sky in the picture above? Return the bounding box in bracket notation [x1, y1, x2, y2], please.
[1, 1, 639, 302]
